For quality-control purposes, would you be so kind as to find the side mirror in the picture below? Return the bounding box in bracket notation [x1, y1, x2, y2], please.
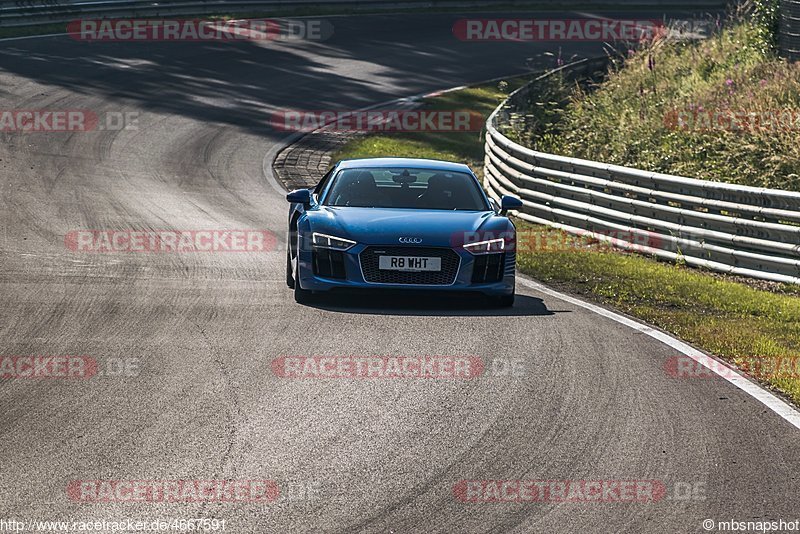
[500, 195, 523, 215]
[286, 189, 312, 206]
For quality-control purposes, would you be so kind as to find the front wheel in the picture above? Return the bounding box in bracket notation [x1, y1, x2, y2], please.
[294, 283, 315, 304]
[292, 254, 315, 304]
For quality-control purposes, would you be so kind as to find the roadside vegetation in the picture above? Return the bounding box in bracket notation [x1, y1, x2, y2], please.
[511, 3, 800, 190]
[330, 12, 800, 405]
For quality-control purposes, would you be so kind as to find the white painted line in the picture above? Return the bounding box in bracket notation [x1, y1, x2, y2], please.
[517, 275, 800, 432]
[0, 32, 78, 43]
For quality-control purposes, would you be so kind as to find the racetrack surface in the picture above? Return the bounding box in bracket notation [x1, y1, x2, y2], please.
[1, 11, 799, 533]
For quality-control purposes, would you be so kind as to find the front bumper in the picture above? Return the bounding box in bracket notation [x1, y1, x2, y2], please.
[296, 243, 515, 296]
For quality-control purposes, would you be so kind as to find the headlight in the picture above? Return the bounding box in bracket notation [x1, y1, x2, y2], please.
[464, 238, 504, 255]
[312, 232, 356, 251]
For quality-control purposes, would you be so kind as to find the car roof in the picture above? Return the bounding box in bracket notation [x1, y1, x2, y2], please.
[335, 157, 473, 174]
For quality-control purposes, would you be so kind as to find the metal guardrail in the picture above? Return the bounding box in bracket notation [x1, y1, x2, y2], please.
[0, 0, 442, 27]
[0, 0, 525, 27]
[781, 0, 800, 61]
[484, 58, 800, 284]
[0, 0, 731, 28]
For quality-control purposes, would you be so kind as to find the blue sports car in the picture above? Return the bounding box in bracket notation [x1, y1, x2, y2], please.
[285, 158, 523, 306]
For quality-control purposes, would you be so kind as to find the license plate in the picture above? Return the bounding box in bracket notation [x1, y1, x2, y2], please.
[378, 256, 441, 272]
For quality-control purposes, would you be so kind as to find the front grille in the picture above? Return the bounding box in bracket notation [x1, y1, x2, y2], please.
[313, 248, 347, 279]
[471, 253, 506, 283]
[359, 246, 460, 285]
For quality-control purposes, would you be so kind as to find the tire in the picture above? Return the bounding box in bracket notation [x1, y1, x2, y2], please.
[494, 293, 515, 308]
[292, 254, 315, 304]
[294, 283, 315, 304]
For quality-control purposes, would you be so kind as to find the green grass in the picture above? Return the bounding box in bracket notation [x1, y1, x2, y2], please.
[332, 68, 800, 406]
[520, 22, 800, 191]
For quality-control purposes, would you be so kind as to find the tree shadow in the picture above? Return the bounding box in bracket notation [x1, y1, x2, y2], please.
[0, 13, 600, 140]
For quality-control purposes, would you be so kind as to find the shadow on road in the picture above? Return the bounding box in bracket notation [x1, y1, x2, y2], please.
[0, 14, 595, 139]
[305, 291, 562, 317]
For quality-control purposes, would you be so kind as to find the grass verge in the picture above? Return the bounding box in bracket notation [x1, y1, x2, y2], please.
[330, 71, 800, 406]
[514, 19, 800, 190]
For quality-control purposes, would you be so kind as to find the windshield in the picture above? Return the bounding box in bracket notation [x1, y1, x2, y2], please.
[322, 167, 489, 211]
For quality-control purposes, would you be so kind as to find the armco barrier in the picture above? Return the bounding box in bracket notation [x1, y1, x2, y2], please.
[0, 0, 730, 28]
[781, 0, 800, 61]
[484, 58, 800, 284]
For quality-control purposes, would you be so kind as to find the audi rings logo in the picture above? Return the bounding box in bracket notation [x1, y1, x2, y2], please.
[399, 237, 423, 244]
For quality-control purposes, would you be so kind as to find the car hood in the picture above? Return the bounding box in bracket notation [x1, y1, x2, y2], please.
[309, 207, 502, 247]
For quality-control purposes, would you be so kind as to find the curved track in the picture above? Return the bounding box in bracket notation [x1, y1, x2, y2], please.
[1, 11, 798, 533]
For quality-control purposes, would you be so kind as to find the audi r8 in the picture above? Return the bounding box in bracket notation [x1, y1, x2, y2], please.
[285, 158, 523, 307]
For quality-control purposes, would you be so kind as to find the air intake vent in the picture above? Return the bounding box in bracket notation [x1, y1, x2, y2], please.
[313, 248, 346, 279]
[471, 253, 505, 283]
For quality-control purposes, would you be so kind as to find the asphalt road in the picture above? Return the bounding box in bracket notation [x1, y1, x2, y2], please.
[1, 10, 799, 533]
